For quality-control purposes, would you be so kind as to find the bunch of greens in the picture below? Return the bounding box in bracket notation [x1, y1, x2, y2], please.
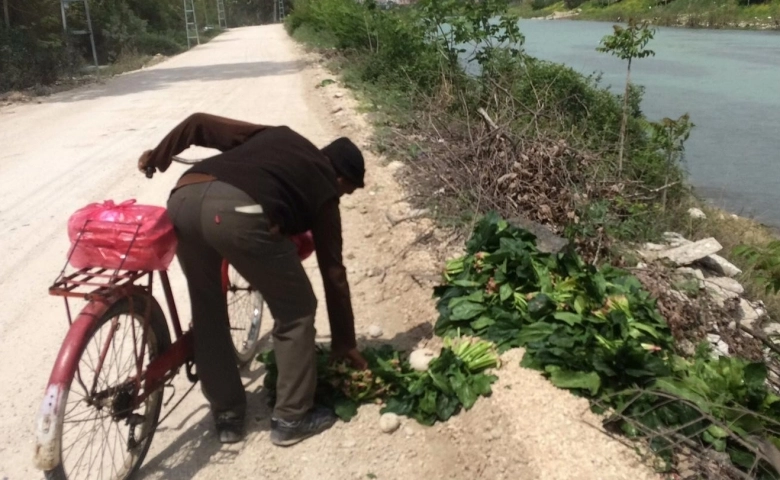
[435, 212, 674, 398]
[434, 212, 780, 477]
[259, 339, 499, 425]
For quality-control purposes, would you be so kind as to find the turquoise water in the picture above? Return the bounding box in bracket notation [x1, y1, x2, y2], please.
[493, 20, 780, 225]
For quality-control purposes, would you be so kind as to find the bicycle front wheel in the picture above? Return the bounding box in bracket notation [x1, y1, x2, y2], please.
[223, 261, 264, 367]
[44, 295, 171, 480]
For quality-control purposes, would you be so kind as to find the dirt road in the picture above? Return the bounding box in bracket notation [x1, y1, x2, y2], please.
[0, 25, 660, 480]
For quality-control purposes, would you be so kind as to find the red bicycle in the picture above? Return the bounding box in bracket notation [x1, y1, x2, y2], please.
[33, 158, 313, 479]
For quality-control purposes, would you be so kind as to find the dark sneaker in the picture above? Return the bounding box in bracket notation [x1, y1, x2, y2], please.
[270, 406, 337, 447]
[214, 410, 245, 444]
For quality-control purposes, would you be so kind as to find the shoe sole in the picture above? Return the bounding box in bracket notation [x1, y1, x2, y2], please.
[270, 418, 337, 447]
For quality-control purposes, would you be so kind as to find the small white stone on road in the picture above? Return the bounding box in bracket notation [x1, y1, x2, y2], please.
[368, 325, 383, 338]
[379, 413, 401, 433]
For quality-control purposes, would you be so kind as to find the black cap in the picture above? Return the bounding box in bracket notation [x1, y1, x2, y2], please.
[321, 137, 365, 188]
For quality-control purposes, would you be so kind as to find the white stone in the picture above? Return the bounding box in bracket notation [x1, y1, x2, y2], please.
[765, 323, 780, 337]
[676, 267, 705, 281]
[379, 413, 401, 433]
[699, 254, 743, 278]
[409, 348, 437, 371]
[663, 232, 692, 247]
[642, 242, 667, 252]
[636, 262, 648, 269]
[368, 325, 383, 338]
[688, 208, 707, 219]
[705, 276, 744, 295]
[739, 298, 761, 329]
[658, 238, 722, 265]
[387, 161, 405, 171]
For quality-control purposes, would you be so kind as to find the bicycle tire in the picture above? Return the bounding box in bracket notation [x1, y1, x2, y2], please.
[223, 261, 264, 367]
[44, 295, 171, 480]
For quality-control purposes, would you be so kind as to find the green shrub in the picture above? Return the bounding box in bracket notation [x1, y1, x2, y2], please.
[135, 33, 183, 56]
[564, 0, 586, 8]
[531, 0, 557, 10]
[0, 27, 80, 91]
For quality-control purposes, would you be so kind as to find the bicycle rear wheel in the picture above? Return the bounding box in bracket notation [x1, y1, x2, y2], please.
[222, 261, 264, 367]
[44, 295, 171, 480]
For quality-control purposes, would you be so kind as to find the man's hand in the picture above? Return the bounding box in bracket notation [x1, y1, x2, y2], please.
[330, 347, 368, 371]
[137, 149, 154, 174]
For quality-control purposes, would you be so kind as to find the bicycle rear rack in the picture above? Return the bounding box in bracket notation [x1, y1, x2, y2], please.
[50, 267, 150, 300]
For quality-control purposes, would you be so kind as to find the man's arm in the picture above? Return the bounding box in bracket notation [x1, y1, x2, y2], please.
[143, 112, 268, 172]
[310, 199, 358, 355]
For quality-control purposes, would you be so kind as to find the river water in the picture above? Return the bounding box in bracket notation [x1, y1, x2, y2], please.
[505, 20, 780, 226]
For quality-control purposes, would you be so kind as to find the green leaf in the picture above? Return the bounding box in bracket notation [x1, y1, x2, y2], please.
[500, 283, 513, 302]
[334, 398, 359, 421]
[553, 312, 582, 326]
[706, 425, 729, 439]
[549, 370, 601, 396]
[470, 315, 495, 330]
[516, 322, 557, 345]
[450, 301, 486, 321]
[573, 295, 588, 315]
[452, 279, 482, 287]
[436, 393, 460, 421]
[729, 448, 755, 468]
[451, 372, 478, 409]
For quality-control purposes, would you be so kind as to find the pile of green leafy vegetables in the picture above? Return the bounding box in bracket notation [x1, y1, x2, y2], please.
[259, 337, 499, 426]
[434, 212, 780, 477]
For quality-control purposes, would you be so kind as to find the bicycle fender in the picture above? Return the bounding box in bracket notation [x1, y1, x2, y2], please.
[33, 297, 114, 471]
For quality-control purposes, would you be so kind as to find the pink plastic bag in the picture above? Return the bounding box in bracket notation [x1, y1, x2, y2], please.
[67, 199, 178, 271]
[291, 231, 315, 261]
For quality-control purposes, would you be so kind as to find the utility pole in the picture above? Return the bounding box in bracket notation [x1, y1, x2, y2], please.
[217, 0, 227, 29]
[183, 0, 200, 49]
[3, 0, 10, 29]
[59, 0, 99, 69]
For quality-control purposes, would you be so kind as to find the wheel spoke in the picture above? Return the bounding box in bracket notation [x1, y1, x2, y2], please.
[59, 304, 161, 480]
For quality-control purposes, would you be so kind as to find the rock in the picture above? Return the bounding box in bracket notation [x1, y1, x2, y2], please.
[678, 339, 696, 356]
[366, 268, 383, 278]
[368, 325, 383, 338]
[507, 216, 568, 254]
[704, 283, 738, 306]
[688, 207, 707, 219]
[642, 242, 667, 252]
[379, 413, 401, 433]
[705, 276, 744, 295]
[403, 426, 415, 436]
[698, 254, 742, 278]
[341, 439, 357, 448]
[663, 232, 692, 247]
[636, 262, 648, 269]
[676, 267, 705, 281]
[334, 92, 344, 98]
[658, 238, 722, 265]
[765, 323, 780, 337]
[387, 160, 405, 171]
[739, 298, 762, 329]
[409, 348, 437, 371]
[707, 334, 729, 357]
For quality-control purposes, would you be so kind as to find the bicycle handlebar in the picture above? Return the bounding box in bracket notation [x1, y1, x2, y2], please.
[144, 155, 202, 179]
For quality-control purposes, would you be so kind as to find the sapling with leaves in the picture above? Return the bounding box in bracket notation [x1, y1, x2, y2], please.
[597, 19, 656, 176]
[650, 113, 694, 210]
